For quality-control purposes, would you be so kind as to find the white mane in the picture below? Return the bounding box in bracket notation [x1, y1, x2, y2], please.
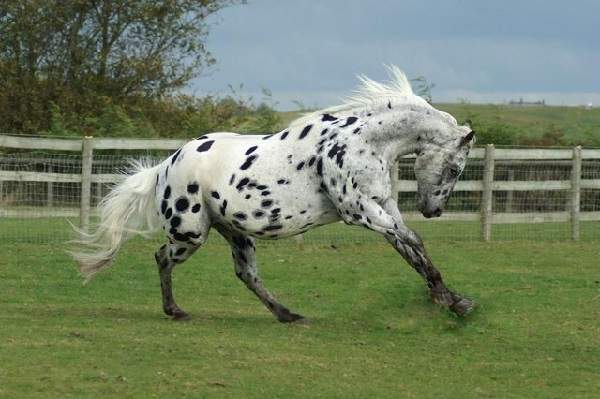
[289, 65, 426, 129]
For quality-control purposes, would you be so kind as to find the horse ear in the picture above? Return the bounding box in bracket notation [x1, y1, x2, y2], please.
[460, 131, 475, 146]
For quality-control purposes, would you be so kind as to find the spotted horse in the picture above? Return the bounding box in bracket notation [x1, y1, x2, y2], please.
[72, 66, 476, 322]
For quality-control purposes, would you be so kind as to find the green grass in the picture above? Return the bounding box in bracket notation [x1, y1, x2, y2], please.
[1, 226, 599, 397]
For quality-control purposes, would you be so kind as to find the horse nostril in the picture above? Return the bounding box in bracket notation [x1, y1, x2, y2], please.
[433, 208, 442, 217]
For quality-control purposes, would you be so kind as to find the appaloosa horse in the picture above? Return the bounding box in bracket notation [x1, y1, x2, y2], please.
[72, 66, 475, 321]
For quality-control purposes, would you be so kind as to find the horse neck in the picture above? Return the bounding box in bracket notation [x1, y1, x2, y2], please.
[361, 108, 422, 164]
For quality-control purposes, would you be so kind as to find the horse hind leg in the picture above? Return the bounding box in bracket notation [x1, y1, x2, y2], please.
[217, 227, 304, 323]
[154, 242, 201, 320]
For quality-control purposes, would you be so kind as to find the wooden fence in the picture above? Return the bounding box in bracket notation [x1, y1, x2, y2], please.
[1, 134, 600, 241]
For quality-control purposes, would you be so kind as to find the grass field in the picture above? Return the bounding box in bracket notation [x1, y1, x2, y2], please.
[1, 222, 599, 398]
[278, 103, 600, 147]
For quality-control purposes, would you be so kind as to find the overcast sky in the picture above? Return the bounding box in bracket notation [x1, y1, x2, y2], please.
[188, 0, 600, 110]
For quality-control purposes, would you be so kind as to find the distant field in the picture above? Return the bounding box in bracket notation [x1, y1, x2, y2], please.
[276, 104, 600, 147]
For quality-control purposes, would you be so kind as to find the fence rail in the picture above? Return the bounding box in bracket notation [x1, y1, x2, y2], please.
[1, 134, 600, 243]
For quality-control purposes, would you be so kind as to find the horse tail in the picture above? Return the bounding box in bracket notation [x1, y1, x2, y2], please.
[70, 160, 161, 282]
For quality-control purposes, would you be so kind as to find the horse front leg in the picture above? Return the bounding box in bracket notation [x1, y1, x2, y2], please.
[340, 196, 474, 316]
[379, 198, 474, 315]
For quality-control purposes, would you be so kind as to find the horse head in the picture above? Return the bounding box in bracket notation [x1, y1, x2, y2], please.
[413, 115, 475, 218]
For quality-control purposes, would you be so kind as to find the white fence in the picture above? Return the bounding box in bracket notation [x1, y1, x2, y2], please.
[1, 134, 600, 243]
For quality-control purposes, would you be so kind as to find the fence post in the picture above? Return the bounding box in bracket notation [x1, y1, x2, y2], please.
[570, 146, 582, 241]
[80, 136, 94, 234]
[481, 144, 495, 242]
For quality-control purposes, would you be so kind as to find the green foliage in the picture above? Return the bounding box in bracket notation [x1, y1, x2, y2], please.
[456, 111, 519, 146]
[0, 0, 244, 135]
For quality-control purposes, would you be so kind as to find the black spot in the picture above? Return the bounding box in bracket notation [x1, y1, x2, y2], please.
[220, 200, 228, 216]
[173, 232, 189, 242]
[264, 224, 283, 231]
[296, 161, 305, 171]
[322, 113, 337, 122]
[163, 186, 171, 199]
[340, 117, 358, 127]
[342, 184, 347, 195]
[319, 182, 329, 194]
[280, 131, 289, 140]
[175, 248, 186, 256]
[300, 210, 307, 214]
[171, 149, 182, 164]
[191, 204, 201, 213]
[248, 182, 257, 189]
[175, 197, 189, 212]
[298, 124, 313, 139]
[170, 216, 181, 228]
[233, 212, 247, 220]
[211, 191, 220, 199]
[245, 146, 258, 155]
[277, 179, 287, 185]
[353, 128, 361, 134]
[161, 200, 168, 214]
[196, 140, 215, 152]
[308, 156, 317, 167]
[434, 190, 441, 196]
[262, 134, 273, 140]
[316, 158, 323, 176]
[165, 208, 173, 219]
[187, 183, 199, 194]
[352, 214, 362, 221]
[261, 199, 273, 208]
[236, 177, 250, 191]
[245, 194, 251, 200]
[229, 174, 236, 185]
[387, 100, 392, 109]
[256, 185, 268, 190]
[321, 128, 329, 136]
[240, 155, 258, 170]
[253, 210, 265, 218]
[261, 191, 271, 196]
[284, 215, 293, 220]
[185, 231, 201, 239]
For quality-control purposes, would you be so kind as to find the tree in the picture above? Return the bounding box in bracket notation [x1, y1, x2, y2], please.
[410, 75, 435, 103]
[0, 0, 242, 133]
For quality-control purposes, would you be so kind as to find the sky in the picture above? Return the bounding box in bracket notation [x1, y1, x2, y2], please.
[188, 0, 600, 110]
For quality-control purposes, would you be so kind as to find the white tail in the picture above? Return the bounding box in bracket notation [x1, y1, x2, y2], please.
[71, 160, 161, 282]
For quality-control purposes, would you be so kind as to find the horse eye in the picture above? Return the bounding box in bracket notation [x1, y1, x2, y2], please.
[449, 168, 460, 178]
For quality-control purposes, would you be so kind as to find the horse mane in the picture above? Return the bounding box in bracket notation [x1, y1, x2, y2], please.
[288, 65, 426, 130]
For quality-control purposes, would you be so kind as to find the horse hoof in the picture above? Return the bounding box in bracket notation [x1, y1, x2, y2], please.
[171, 310, 191, 321]
[450, 298, 475, 317]
[276, 309, 305, 323]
